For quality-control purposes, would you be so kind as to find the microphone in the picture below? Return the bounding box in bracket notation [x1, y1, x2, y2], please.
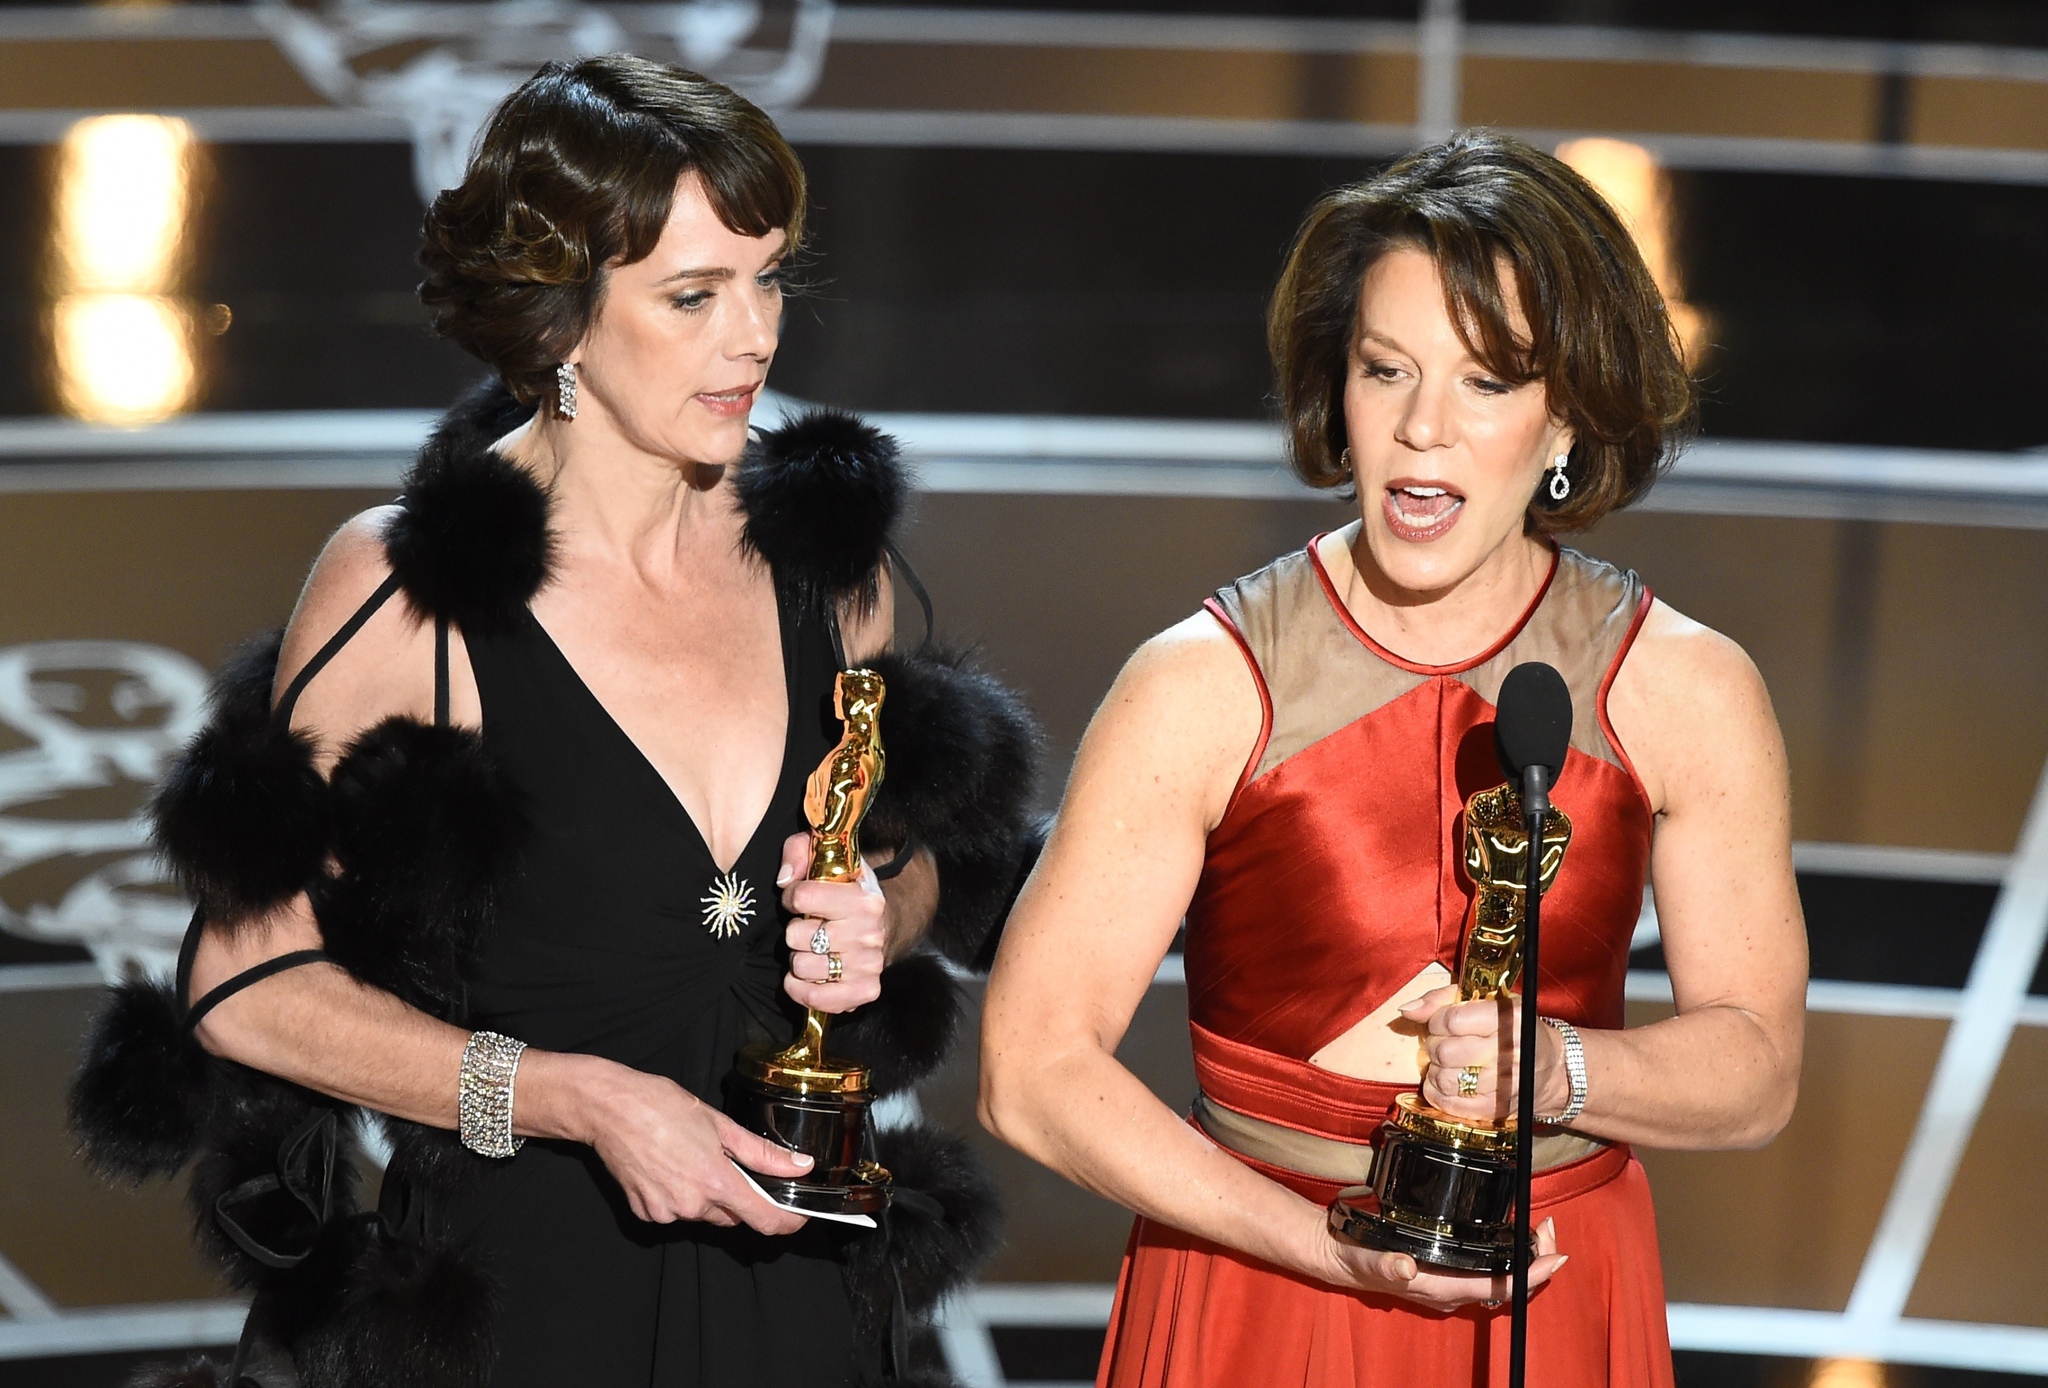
[1494, 661, 1572, 815]
[1493, 661, 1570, 1388]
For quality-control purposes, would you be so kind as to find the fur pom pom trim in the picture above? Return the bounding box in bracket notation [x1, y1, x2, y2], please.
[844, 1122, 1002, 1340]
[127, 1213, 497, 1388]
[972, 815, 1047, 971]
[69, 978, 210, 1181]
[863, 649, 1042, 967]
[380, 1118, 489, 1200]
[287, 1216, 497, 1388]
[151, 633, 330, 924]
[932, 815, 1047, 974]
[314, 718, 526, 1021]
[737, 409, 907, 618]
[830, 952, 963, 1098]
[187, 1081, 361, 1288]
[384, 380, 551, 637]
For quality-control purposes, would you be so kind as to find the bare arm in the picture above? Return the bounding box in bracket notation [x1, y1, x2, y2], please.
[187, 510, 814, 1231]
[1574, 601, 1806, 1146]
[1412, 600, 1808, 1150]
[979, 615, 1561, 1309]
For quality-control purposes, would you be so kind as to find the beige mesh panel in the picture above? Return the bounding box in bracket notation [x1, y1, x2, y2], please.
[1456, 549, 1646, 772]
[1212, 549, 1425, 781]
[1213, 545, 1646, 783]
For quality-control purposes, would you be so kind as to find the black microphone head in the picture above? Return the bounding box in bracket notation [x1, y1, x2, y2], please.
[1494, 661, 1573, 782]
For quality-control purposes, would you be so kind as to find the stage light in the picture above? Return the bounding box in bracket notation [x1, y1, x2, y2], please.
[47, 114, 200, 424]
[1807, 1358, 1887, 1388]
[51, 294, 196, 426]
[1555, 137, 1707, 362]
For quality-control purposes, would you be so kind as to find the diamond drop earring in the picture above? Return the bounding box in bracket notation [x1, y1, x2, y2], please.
[555, 362, 578, 420]
[1547, 450, 1570, 501]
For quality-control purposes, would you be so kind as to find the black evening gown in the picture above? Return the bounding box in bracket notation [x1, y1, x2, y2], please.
[406, 578, 870, 1387]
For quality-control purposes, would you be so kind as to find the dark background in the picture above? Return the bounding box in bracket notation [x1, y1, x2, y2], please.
[3, 140, 2047, 452]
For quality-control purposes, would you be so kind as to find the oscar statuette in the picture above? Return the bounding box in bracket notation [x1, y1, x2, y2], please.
[1326, 784, 1572, 1272]
[724, 669, 894, 1215]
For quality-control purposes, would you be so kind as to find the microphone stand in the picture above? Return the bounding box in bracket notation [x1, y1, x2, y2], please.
[1509, 763, 1550, 1388]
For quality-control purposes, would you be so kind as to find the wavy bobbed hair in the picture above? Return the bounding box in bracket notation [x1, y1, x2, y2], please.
[418, 54, 807, 405]
[1267, 130, 1697, 532]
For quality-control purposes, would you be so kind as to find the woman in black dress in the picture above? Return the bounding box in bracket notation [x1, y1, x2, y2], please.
[71, 55, 1034, 1388]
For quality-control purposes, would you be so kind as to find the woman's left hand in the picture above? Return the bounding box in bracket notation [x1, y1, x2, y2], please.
[1400, 986, 1568, 1125]
[778, 833, 886, 1013]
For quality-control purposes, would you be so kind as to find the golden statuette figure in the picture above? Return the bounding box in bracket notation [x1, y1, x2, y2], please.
[724, 669, 895, 1215]
[1327, 782, 1572, 1271]
[771, 668, 887, 1076]
[1456, 784, 1572, 1001]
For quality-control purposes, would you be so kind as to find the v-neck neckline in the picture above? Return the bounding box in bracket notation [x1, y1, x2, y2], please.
[521, 589, 802, 878]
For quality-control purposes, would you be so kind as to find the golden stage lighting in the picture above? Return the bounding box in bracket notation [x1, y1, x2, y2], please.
[47, 114, 200, 424]
[51, 295, 196, 426]
[1555, 137, 1707, 363]
[1807, 1358, 1887, 1388]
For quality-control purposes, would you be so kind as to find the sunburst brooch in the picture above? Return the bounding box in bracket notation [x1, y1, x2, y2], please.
[700, 872, 755, 941]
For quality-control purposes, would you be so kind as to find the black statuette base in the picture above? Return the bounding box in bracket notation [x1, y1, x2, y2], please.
[1328, 1120, 1519, 1274]
[747, 1172, 891, 1217]
[723, 1071, 892, 1215]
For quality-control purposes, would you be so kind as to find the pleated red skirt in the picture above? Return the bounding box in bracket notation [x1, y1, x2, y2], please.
[1097, 1143, 1675, 1388]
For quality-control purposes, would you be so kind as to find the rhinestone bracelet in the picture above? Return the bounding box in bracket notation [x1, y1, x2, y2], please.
[458, 1030, 528, 1158]
[1536, 1016, 1588, 1127]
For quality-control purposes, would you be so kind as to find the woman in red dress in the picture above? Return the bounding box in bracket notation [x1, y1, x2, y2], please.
[979, 132, 1808, 1387]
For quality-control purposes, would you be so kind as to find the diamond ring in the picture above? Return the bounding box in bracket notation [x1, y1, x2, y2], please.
[810, 923, 832, 955]
[1457, 1065, 1483, 1097]
[825, 952, 844, 984]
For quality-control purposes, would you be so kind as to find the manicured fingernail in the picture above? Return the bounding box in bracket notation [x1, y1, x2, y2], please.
[1554, 1255, 1568, 1268]
[1398, 997, 1425, 1012]
[776, 864, 794, 886]
[794, 1152, 813, 1167]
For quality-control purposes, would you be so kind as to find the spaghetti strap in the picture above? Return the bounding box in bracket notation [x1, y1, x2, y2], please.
[177, 566, 421, 1027]
[885, 539, 936, 652]
[184, 950, 334, 1033]
[274, 570, 404, 725]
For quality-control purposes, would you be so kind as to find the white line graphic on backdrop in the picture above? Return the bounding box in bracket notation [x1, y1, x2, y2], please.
[0, 640, 208, 980]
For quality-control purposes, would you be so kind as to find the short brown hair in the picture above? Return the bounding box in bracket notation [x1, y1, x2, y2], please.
[1267, 131, 1696, 531]
[418, 54, 807, 404]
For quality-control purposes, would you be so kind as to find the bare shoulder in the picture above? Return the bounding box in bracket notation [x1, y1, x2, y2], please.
[275, 507, 400, 687]
[1614, 599, 1765, 706]
[276, 506, 438, 758]
[1608, 598, 1784, 814]
[1120, 608, 1255, 697]
[1069, 609, 1262, 833]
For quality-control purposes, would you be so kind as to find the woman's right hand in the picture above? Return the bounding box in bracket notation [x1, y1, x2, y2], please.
[1313, 1218, 1566, 1311]
[526, 1051, 813, 1235]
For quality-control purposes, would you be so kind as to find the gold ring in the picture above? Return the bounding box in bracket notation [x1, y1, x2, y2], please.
[1457, 1065, 1483, 1097]
[825, 952, 844, 984]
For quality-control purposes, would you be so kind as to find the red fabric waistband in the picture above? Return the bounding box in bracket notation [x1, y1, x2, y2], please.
[1189, 1021, 1632, 1207]
[1192, 1021, 1405, 1143]
[1209, 1120, 1633, 1207]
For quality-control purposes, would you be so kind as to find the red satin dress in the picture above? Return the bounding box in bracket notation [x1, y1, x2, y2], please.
[1099, 540, 1675, 1388]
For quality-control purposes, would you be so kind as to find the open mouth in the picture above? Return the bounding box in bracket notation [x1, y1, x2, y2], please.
[1383, 481, 1466, 542]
